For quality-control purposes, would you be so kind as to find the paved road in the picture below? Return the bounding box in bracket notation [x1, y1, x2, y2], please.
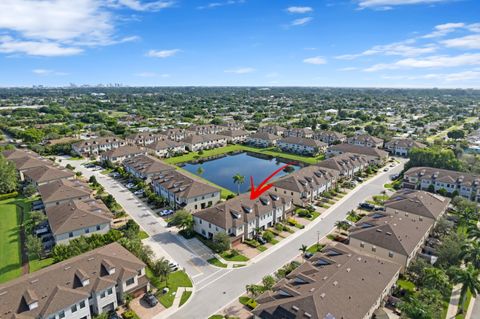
[172, 160, 406, 319]
[57, 157, 405, 319]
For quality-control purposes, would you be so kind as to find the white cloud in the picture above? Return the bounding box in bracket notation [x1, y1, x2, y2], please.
[32, 69, 67, 75]
[146, 49, 181, 58]
[336, 42, 437, 60]
[197, 0, 245, 10]
[286, 6, 313, 14]
[442, 35, 480, 50]
[291, 17, 313, 26]
[135, 72, 170, 77]
[224, 67, 255, 74]
[303, 56, 327, 65]
[422, 22, 465, 38]
[357, 0, 451, 9]
[364, 53, 480, 71]
[0, 0, 168, 56]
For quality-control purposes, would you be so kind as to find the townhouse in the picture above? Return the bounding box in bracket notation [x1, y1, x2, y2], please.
[123, 155, 174, 183]
[38, 179, 92, 208]
[347, 134, 384, 148]
[125, 132, 162, 146]
[284, 127, 314, 139]
[193, 192, 293, 245]
[0, 243, 149, 319]
[23, 165, 75, 186]
[46, 199, 113, 244]
[219, 121, 244, 131]
[327, 143, 389, 163]
[151, 170, 221, 212]
[181, 134, 230, 152]
[186, 124, 220, 135]
[217, 129, 250, 143]
[384, 138, 426, 156]
[2, 148, 40, 160]
[403, 166, 480, 201]
[145, 139, 187, 158]
[272, 166, 340, 207]
[277, 137, 327, 156]
[160, 128, 188, 142]
[253, 244, 401, 319]
[100, 145, 147, 163]
[348, 211, 434, 270]
[257, 125, 286, 136]
[246, 132, 280, 148]
[385, 189, 450, 224]
[312, 130, 347, 145]
[72, 137, 126, 157]
[7, 154, 52, 180]
[316, 153, 374, 180]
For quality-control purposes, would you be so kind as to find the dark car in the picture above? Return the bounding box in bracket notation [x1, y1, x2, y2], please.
[304, 252, 313, 259]
[374, 206, 385, 211]
[258, 237, 267, 245]
[142, 292, 158, 307]
[359, 202, 375, 210]
[108, 312, 122, 319]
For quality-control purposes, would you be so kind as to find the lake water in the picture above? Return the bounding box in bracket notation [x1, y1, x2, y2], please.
[181, 152, 302, 194]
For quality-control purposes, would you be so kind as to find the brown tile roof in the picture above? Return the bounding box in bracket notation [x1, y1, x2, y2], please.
[217, 129, 250, 138]
[2, 149, 40, 160]
[313, 130, 346, 141]
[72, 136, 125, 148]
[9, 156, 51, 171]
[404, 166, 480, 188]
[328, 143, 389, 159]
[253, 244, 401, 319]
[348, 134, 384, 145]
[151, 170, 220, 199]
[145, 139, 186, 151]
[38, 179, 92, 204]
[23, 165, 75, 184]
[0, 243, 145, 319]
[278, 137, 327, 148]
[384, 138, 426, 149]
[316, 153, 373, 176]
[122, 155, 174, 176]
[349, 211, 434, 256]
[194, 193, 292, 229]
[248, 132, 280, 141]
[46, 199, 112, 235]
[385, 189, 450, 220]
[101, 145, 146, 158]
[273, 166, 339, 193]
[181, 134, 229, 144]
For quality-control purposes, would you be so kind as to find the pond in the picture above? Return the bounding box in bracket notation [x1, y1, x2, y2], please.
[180, 152, 302, 194]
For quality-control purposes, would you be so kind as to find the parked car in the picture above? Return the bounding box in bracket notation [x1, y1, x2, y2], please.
[355, 177, 364, 182]
[169, 262, 179, 271]
[390, 174, 399, 180]
[359, 202, 375, 210]
[383, 168, 389, 172]
[304, 252, 313, 259]
[258, 237, 267, 245]
[160, 209, 174, 216]
[110, 172, 120, 178]
[108, 312, 122, 319]
[133, 190, 144, 196]
[126, 183, 135, 189]
[142, 292, 158, 307]
[374, 206, 385, 211]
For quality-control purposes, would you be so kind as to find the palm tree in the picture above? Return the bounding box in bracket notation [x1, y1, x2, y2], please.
[335, 220, 350, 231]
[153, 257, 172, 284]
[449, 265, 480, 314]
[461, 241, 480, 269]
[299, 244, 308, 254]
[423, 267, 450, 296]
[232, 173, 245, 195]
[196, 166, 205, 176]
[467, 224, 480, 240]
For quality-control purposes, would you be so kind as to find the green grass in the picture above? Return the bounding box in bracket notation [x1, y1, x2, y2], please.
[146, 268, 192, 308]
[179, 290, 192, 307]
[207, 257, 227, 268]
[138, 230, 149, 240]
[233, 264, 246, 268]
[239, 296, 257, 309]
[307, 243, 325, 254]
[208, 315, 224, 319]
[0, 198, 24, 283]
[397, 279, 416, 294]
[306, 211, 320, 221]
[164, 144, 322, 165]
[257, 245, 267, 252]
[29, 256, 54, 272]
[220, 251, 249, 262]
[455, 289, 473, 319]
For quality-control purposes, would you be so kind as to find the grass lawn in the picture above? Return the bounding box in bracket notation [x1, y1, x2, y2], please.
[164, 144, 321, 165]
[207, 257, 227, 268]
[239, 296, 257, 309]
[179, 290, 192, 307]
[257, 245, 267, 252]
[397, 279, 416, 294]
[29, 255, 54, 272]
[305, 211, 321, 221]
[0, 197, 31, 283]
[220, 251, 249, 262]
[138, 230, 149, 240]
[146, 268, 193, 308]
[208, 316, 224, 319]
[307, 243, 325, 254]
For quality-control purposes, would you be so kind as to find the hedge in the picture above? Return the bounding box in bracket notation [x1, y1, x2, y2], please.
[0, 192, 19, 201]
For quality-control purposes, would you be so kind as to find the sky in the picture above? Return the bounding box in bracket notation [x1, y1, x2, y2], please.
[0, 0, 479, 88]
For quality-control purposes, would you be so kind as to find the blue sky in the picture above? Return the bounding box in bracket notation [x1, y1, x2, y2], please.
[0, 0, 479, 88]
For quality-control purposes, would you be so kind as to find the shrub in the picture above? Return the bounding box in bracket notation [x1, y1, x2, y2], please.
[287, 218, 297, 226]
[0, 191, 18, 200]
[263, 230, 275, 243]
[275, 223, 284, 232]
[122, 310, 140, 319]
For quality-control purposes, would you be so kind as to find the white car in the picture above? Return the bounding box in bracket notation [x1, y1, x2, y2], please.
[126, 183, 135, 189]
[133, 190, 144, 196]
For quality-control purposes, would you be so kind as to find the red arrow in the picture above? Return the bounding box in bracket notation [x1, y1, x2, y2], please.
[250, 162, 295, 200]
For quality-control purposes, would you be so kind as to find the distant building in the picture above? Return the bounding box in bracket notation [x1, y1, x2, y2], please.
[0, 243, 149, 319]
[316, 153, 374, 180]
[151, 170, 221, 212]
[181, 134, 230, 152]
[253, 244, 401, 319]
[219, 121, 244, 131]
[257, 125, 286, 136]
[217, 129, 250, 143]
[123, 155, 174, 183]
[277, 137, 327, 156]
[72, 136, 126, 156]
[403, 166, 480, 201]
[161, 128, 188, 142]
[284, 127, 314, 139]
[347, 134, 384, 148]
[246, 132, 280, 148]
[8, 155, 52, 180]
[384, 138, 426, 156]
[186, 124, 220, 135]
[327, 143, 389, 163]
[125, 132, 163, 146]
[145, 139, 187, 157]
[193, 193, 293, 245]
[100, 145, 147, 163]
[312, 130, 346, 145]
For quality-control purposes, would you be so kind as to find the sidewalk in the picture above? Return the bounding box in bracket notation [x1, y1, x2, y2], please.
[446, 283, 462, 319]
[153, 287, 194, 319]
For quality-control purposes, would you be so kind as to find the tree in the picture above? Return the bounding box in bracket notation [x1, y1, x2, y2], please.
[448, 265, 480, 314]
[436, 232, 467, 268]
[262, 275, 276, 291]
[423, 268, 451, 296]
[89, 175, 99, 185]
[447, 129, 465, 140]
[299, 244, 308, 255]
[25, 235, 43, 259]
[461, 241, 480, 269]
[124, 219, 140, 239]
[432, 217, 452, 239]
[406, 146, 462, 171]
[169, 210, 194, 235]
[212, 232, 231, 253]
[152, 257, 172, 283]
[232, 173, 245, 195]
[23, 182, 37, 197]
[467, 224, 480, 240]
[335, 220, 350, 231]
[0, 155, 17, 194]
[245, 284, 263, 299]
[399, 296, 434, 319]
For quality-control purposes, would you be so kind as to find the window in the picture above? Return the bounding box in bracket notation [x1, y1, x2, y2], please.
[71, 305, 77, 313]
[69, 232, 73, 238]
[108, 288, 113, 295]
[199, 219, 202, 224]
[360, 242, 365, 248]
[59, 311, 65, 319]
[372, 246, 376, 252]
[79, 301, 86, 309]
[126, 277, 135, 286]
[388, 252, 394, 258]
[100, 291, 106, 298]
[97, 225, 101, 231]
[85, 228, 90, 234]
